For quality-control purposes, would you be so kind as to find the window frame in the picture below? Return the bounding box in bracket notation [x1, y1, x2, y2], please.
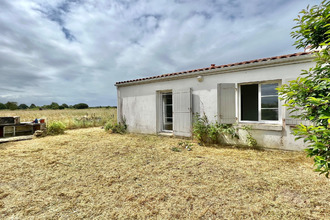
[238, 80, 281, 124]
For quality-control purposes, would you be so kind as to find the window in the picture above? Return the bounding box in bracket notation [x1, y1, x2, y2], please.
[240, 82, 279, 122]
[162, 92, 173, 131]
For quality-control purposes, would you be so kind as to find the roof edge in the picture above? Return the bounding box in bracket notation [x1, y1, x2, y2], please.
[115, 51, 314, 87]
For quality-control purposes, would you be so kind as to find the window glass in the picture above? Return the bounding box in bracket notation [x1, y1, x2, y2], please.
[241, 84, 258, 121]
[261, 83, 278, 121]
[261, 83, 278, 96]
[261, 109, 278, 120]
[261, 97, 278, 108]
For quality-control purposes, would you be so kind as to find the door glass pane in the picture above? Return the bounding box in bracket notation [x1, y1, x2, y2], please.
[261, 109, 278, 120]
[261, 83, 278, 96]
[261, 96, 278, 108]
[164, 124, 173, 130]
[166, 106, 172, 114]
[162, 92, 173, 131]
[165, 95, 172, 105]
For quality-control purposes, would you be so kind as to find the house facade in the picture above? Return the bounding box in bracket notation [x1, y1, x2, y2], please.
[115, 52, 315, 151]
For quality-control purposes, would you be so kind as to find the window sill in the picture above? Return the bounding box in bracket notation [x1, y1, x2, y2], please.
[237, 123, 283, 131]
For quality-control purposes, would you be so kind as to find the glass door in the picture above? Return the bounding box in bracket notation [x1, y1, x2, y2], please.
[162, 92, 173, 131]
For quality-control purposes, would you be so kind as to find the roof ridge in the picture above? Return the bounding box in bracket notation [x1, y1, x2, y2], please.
[116, 51, 314, 85]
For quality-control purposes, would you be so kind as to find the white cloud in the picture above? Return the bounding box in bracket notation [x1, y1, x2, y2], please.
[0, 0, 323, 106]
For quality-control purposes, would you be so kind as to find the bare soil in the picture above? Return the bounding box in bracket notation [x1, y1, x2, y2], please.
[0, 128, 329, 219]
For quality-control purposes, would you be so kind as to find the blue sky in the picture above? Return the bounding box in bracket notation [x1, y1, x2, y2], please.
[0, 0, 322, 106]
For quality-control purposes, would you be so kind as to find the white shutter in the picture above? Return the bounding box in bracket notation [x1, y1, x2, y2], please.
[173, 88, 192, 137]
[218, 83, 236, 124]
[283, 78, 312, 126]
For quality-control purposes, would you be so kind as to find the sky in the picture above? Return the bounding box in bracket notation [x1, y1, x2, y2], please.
[0, 0, 322, 107]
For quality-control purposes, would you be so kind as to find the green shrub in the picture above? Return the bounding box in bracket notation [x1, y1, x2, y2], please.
[105, 121, 127, 134]
[242, 125, 258, 147]
[178, 141, 193, 151]
[192, 113, 209, 143]
[193, 113, 238, 145]
[171, 141, 193, 152]
[47, 121, 66, 135]
[104, 121, 112, 131]
[278, 0, 330, 177]
[171, 147, 181, 152]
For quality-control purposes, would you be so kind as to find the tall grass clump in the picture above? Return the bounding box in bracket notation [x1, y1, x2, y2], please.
[47, 121, 66, 135]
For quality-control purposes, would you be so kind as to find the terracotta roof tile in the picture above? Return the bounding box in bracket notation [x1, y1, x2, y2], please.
[116, 51, 313, 85]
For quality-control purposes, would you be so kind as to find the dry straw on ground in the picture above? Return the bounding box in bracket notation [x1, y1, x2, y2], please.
[0, 128, 329, 219]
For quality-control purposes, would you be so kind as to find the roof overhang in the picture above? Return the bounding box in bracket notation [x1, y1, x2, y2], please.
[115, 52, 315, 87]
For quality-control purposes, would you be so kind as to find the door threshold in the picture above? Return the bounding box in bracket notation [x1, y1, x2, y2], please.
[158, 132, 173, 136]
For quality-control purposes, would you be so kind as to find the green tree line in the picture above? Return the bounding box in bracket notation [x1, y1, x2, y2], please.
[0, 101, 90, 110]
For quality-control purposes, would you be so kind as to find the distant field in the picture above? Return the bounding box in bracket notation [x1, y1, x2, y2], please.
[0, 128, 329, 219]
[0, 108, 117, 129]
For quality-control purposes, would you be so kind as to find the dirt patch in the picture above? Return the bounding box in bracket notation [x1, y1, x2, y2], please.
[0, 128, 329, 219]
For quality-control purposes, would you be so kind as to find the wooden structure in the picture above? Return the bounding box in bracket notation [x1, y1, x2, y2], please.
[0, 117, 45, 138]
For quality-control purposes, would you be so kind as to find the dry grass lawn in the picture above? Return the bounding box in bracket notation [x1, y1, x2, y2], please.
[0, 128, 329, 219]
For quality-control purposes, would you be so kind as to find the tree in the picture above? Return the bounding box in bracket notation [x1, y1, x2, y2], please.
[278, 0, 330, 177]
[49, 102, 60, 110]
[30, 103, 37, 109]
[0, 102, 7, 109]
[18, 103, 29, 109]
[73, 103, 89, 109]
[60, 103, 69, 109]
[5, 102, 18, 110]
[41, 104, 51, 109]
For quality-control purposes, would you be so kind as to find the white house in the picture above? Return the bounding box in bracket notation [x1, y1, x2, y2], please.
[115, 51, 315, 151]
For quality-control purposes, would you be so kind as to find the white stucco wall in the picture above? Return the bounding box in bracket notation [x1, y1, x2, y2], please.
[116, 55, 315, 151]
